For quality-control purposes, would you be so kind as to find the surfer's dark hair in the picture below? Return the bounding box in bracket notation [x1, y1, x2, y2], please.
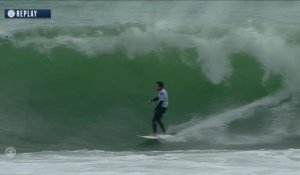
[156, 81, 164, 88]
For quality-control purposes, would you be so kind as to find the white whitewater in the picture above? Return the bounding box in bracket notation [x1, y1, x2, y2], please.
[0, 149, 299, 175]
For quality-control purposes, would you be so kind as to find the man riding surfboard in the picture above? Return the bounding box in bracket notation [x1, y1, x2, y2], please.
[147, 81, 168, 135]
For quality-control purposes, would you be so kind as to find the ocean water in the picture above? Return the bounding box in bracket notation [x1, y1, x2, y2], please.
[0, 1, 300, 174]
[1, 149, 300, 175]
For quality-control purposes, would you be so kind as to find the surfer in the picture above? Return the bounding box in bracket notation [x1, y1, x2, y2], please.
[147, 81, 168, 135]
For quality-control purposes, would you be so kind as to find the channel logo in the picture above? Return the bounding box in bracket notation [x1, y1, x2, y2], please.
[4, 9, 51, 19]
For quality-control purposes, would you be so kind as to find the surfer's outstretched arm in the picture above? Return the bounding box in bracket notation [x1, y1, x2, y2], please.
[146, 97, 158, 104]
[152, 97, 159, 102]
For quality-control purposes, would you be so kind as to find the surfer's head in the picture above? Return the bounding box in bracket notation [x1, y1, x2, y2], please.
[156, 81, 164, 91]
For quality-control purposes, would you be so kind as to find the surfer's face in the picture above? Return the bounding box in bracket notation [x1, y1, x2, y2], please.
[156, 84, 162, 91]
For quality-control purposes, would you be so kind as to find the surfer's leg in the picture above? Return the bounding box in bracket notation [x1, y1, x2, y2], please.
[152, 115, 158, 134]
[157, 108, 167, 133]
[157, 118, 166, 133]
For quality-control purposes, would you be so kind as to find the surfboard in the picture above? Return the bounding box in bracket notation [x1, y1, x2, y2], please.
[138, 134, 173, 140]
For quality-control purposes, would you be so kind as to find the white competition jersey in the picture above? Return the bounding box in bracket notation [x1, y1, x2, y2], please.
[158, 89, 168, 108]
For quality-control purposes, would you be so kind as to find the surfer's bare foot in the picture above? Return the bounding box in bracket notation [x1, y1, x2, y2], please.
[150, 133, 157, 136]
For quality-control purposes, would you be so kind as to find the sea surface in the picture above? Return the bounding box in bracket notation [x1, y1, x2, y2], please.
[0, 1, 300, 174]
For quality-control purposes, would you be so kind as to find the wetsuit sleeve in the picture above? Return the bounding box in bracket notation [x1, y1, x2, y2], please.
[152, 97, 159, 102]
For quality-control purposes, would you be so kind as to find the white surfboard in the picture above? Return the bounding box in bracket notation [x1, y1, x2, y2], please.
[138, 134, 173, 140]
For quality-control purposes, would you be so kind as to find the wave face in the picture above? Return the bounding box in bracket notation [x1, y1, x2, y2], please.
[1, 1, 300, 152]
